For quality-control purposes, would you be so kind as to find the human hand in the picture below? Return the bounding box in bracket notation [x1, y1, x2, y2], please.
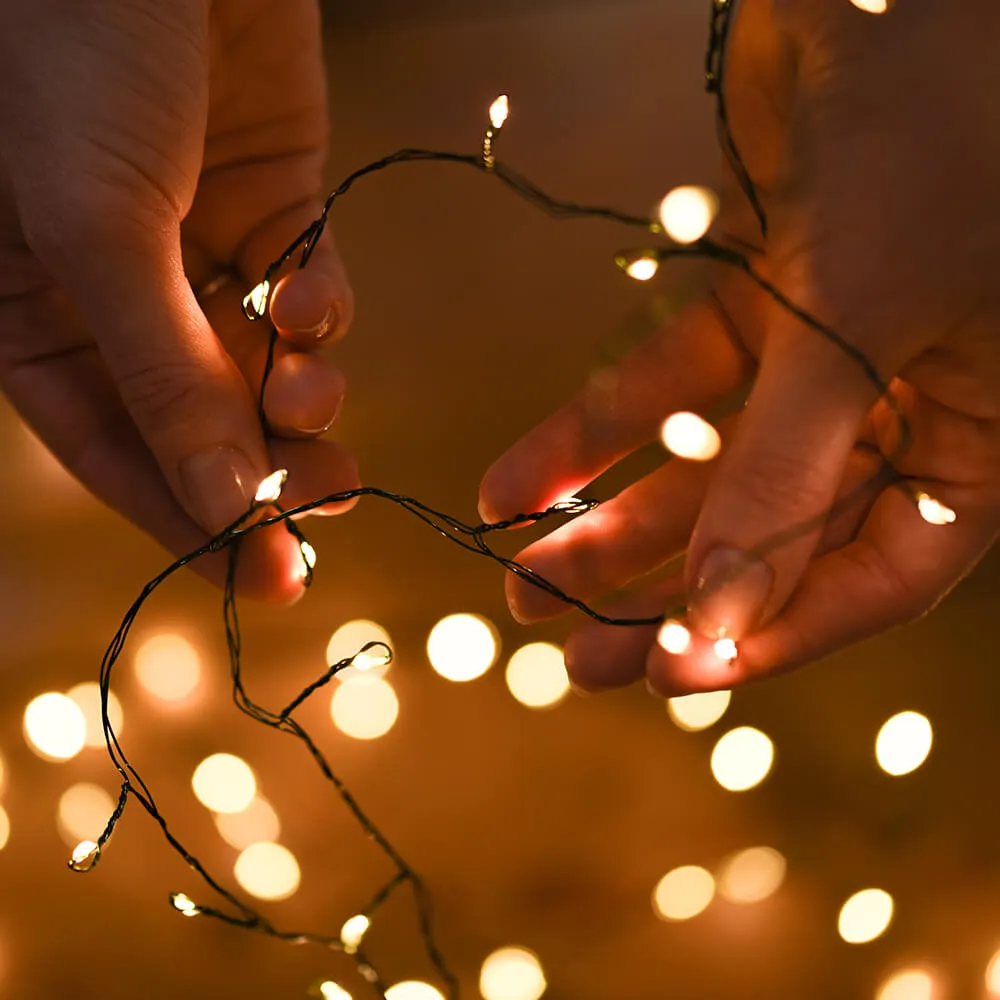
[0, 0, 357, 602]
[479, 0, 1000, 694]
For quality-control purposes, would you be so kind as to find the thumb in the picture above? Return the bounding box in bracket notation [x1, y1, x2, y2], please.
[27, 207, 271, 535]
[685, 315, 880, 641]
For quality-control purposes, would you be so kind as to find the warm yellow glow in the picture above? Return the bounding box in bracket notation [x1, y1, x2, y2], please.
[23, 692, 87, 761]
[658, 186, 719, 243]
[667, 690, 731, 732]
[479, 946, 547, 1000]
[70, 839, 100, 869]
[986, 947, 1000, 993]
[916, 492, 956, 526]
[340, 914, 370, 954]
[233, 841, 301, 901]
[717, 846, 786, 903]
[67, 682, 123, 747]
[320, 984, 353, 1000]
[330, 677, 399, 740]
[171, 892, 200, 917]
[191, 753, 257, 814]
[625, 256, 659, 281]
[0, 750, 5, 795]
[489, 94, 510, 130]
[838, 888, 894, 943]
[876, 711, 933, 776]
[714, 638, 738, 663]
[243, 279, 271, 318]
[876, 969, 934, 1000]
[213, 795, 280, 851]
[427, 613, 498, 682]
[711, 727, 774, 791]
[652, 865, 716, 921]
[660, 412, 722, 462]
[254, 468, 287, 504]
[57, 783, 114, 847]
[657, 620, 692, 655]
[134, 633, 201, 702]
[0, 805, 9, 850]
[505, 642, 571, 709]
[850, 0, 890, 12]
[300, 540, 318, 571]
[384, 983, 445, 1000]
[326, 620, 393, 682]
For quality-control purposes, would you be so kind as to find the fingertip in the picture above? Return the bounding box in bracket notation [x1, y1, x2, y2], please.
[270, 268, 352, 346]
[262, 352, 346, 438]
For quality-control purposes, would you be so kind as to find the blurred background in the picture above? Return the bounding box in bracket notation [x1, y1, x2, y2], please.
[1, 0, 1000, 998]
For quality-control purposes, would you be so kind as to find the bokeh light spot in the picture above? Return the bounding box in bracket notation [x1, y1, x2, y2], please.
[427, 614, 498, 682]
[876, 711, 933, 776]
[192, 753, 257, 814]
[134, 633, 201, 702]
[57, 783, 115, 846]
[331, 677, 399, 740]
[667, 690, 731, 731]
[710, 727, 774, 791]
[214, 796, 281, 851]
[652, 865, 715, 921]
[0, 805, 9, 850]
[23, 692, 86, 761]
[384, 983, 445, 1000]
[838, 888, 894, 943]
[233, 842, 301, 901]
[717, 846, 786, 903]
[67, 682, 124, 747]
[505, 643, 570, 709]
[660, 412, 721, 461]
[658, 186, 718, 243]
[876, 969, 934, 1000]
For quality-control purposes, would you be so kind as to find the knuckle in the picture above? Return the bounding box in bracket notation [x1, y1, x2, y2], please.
[841, 542, 930, 626]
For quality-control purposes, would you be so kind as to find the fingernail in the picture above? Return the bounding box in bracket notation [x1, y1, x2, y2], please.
[292, 395, 343, 436]
[569, 682, 591, 698]
[688, 545, 774, 640]
[645, 678, 661, 698]
[179, 446, 259, 534]
[299, 303, 339, 341]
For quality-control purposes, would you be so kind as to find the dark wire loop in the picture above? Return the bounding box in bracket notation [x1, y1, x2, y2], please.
[87, 2, 928, 997]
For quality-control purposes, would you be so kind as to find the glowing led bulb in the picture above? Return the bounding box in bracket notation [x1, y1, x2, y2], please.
[384, 983, 445, 1000]
[171, 892, 200, 917]
[67, 682, 124, 747]
[658, 186, 718, 243]
[657, 620, 692, 655]
[716, 846, 786, 903]
[667, 690, 731, 731]
[254, 468, 287, 504]
[986, 947, 1000, 993]
[233, 841, 301, 901]
[837, 888, 894, 943]
[191, 753, 257, 814]
[69, 839, 100, 872]
[23, 692, 87, 761]
[660, 411, 721, 461]
[134, 633, 201, 702]
[850, 0, 890, 12]
[876, 969, 934, 1000]
[300, 540, 317, 571]
[652, 865, 715, 921]
[243, 279, 271, 319]
[489, 95, 509, 130]
[711, 726, 774, 791]
[714, 638, 738, 663]
[320, 984, 353, 1000]
[0, 805, 10, 851]
[876, 711, 933, 776]
[340, 914, 370, 954]
[57, 783, 115, 847]
[505, 642, 570, 709]
[327, 620, 393, 682]
[213, 795, 281, 851]
[916, 492, 956, 525]
[331, 676, 399, 740]
[427, 613, 498, 682]
[479, 946, 547, 1000]
[625, 255, 659, 281]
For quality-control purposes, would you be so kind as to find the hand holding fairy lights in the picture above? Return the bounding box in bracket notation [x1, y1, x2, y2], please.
[479, 0, 1000, 695]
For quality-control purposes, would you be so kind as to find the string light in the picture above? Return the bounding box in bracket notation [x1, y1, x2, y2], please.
[657, 185, 718, 244]
[479, 946, 547, 1000]
[876, 969, 935, 1000]
[716, 846, 786, 903]
[660, 411, 722, 461]
[254, 468, 288, 505]
[427, 613, 498, 682]
[191, 754, 257, 814]
[69, 840, 100, 872]
[657, 619, 692, 655]
[713, 638, 738, 663]
[652, 865, 716, 921]
[326, 620, 394, 682]
[170, 892, 200, 917]
[340, 914, 371, 954]
[667, 690, 731, 731]
[710, 727, 774, 791]
[489, 94, 510, 130]
[875, 711, 933, 776]
[504, 642, 571, 708]
[23, 692, 86, 761]
[837, 888, 894, 944]
[915, 492, 956, 526]
[133, 633, 201, 702]
[75, 8, 939, 992]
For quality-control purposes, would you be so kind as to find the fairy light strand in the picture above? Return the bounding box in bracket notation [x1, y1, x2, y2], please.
[77, 2, 953, 997]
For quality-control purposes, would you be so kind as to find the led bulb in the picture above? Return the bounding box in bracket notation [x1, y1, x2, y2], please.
[657, 620, 692, 655]
[489, 95, 509, 130]
[340, 914, 370, 953]
[658, 186, 718, 244]
[68, 839, 100, 872]
[850, 0, 891, 12]
[625, 256, 658, 281]
[254, 469, 287, 504]
[838, 888, 894, 943]
[243, 279, 271, 319]
[300, 540, 317, 570]
[714, 638, 738, 663]
[916, 492, 956, 525]
[171, 892, 200, 917]
[320, 984, 353, 1000]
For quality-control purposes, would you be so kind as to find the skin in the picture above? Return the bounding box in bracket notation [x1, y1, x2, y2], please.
[478, 0, 1000, 695]
[0, 0, 356, 603]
